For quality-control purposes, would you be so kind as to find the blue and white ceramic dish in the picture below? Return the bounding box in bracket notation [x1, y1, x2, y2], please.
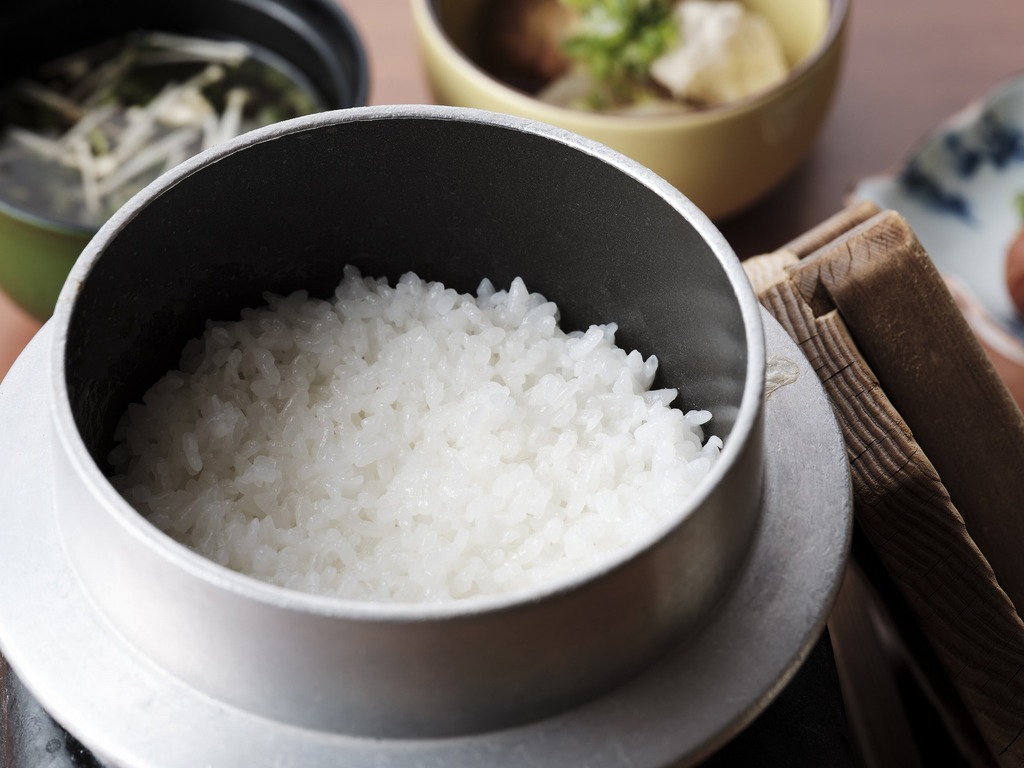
[853, 72, 1024, 363]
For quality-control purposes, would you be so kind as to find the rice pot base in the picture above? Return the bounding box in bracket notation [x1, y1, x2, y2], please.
[0, 309, 851, 768]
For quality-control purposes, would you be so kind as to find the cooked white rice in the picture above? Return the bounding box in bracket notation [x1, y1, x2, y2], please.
[109, 266, 722, 602]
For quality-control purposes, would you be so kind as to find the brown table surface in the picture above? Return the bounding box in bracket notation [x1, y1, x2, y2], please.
[3, 1, 1024, 763]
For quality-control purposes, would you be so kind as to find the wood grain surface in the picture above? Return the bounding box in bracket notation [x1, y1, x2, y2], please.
[791, 212, 1024, 617]
[749, 210, 1024, 766]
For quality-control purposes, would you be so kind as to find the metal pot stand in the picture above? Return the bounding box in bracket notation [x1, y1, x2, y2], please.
[0, 309, 851, 768]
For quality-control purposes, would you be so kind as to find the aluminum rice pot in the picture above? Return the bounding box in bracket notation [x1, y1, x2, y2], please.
[48, 106, 766, 738]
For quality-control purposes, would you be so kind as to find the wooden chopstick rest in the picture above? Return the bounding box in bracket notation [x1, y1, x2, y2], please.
[744, 207, 1024, 766]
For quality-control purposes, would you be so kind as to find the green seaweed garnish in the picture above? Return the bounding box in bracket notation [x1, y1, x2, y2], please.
[561, 0, 678, 108]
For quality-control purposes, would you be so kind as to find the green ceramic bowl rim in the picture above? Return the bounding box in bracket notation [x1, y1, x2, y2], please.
[414, 0, 849, 128]
[0, 194, 95, 237]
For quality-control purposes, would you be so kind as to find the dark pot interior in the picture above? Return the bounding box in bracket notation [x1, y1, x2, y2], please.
[61, 112, 751, 474]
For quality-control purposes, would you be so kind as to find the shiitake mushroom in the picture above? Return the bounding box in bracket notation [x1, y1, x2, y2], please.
[480, 0, 575, 93]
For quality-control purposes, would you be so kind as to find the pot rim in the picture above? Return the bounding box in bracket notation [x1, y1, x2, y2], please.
[48, 103, 766, 622]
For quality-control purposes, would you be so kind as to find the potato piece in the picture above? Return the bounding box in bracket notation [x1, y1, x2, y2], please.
[650, 0, 789, 106]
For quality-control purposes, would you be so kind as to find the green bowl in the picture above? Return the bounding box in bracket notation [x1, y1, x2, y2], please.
[0, 0, 368, 321]
[0, 204, 90, 321]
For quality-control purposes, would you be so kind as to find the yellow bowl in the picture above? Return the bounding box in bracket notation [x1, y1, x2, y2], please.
[411, 0, 848, 222]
